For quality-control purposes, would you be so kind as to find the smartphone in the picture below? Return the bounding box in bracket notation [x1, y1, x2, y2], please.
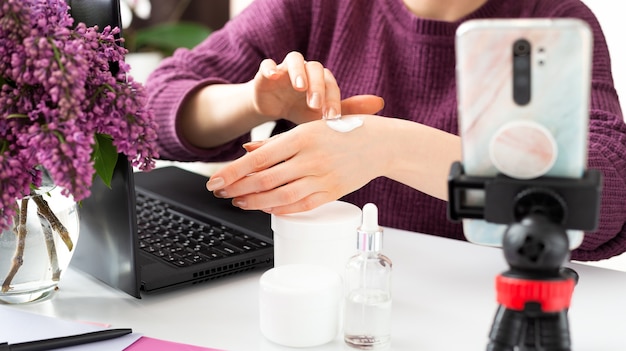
[455, 18, 592, 249]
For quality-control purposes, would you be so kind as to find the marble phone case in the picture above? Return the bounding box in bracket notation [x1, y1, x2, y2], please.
[455, 19, 592, 248]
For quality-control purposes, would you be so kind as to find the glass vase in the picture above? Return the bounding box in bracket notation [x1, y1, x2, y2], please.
[0, 186, 79, 304]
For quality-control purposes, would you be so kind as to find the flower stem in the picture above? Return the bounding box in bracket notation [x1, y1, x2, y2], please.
[2, 199, 29, 293]
[36, 205, 61, 281]
[32, 196, 74, 251]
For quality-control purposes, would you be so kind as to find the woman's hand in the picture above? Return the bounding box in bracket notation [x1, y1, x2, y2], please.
[252, 51, 383, 124]
[206, 114, 462, 213]
[253, 51, 340, 123]
[206, 115, 389, 214]
[178, 51, 383, 148]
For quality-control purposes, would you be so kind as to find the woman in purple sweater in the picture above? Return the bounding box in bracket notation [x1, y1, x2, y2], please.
[145, 0, 626, 261]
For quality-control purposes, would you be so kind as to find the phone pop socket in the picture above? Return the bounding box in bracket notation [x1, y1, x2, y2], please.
[489, 120, 558, 179]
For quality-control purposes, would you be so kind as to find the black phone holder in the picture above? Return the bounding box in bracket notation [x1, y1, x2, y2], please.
[447, 161, 602, 351]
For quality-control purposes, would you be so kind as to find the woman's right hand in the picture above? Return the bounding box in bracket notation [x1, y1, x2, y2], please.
[252, 51, 383, 124]
[177, 51, 384, 149]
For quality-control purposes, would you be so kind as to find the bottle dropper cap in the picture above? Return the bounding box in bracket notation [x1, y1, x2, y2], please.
[356, 203, 383, 252]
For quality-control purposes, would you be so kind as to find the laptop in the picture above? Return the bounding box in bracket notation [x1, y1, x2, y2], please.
[71, 158, 274, 298]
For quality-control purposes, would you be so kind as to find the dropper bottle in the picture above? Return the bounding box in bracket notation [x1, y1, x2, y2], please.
[343, 203, 392, 349]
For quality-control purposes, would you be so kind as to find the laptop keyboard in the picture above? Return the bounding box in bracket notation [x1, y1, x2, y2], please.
[135, 191, 270, 267]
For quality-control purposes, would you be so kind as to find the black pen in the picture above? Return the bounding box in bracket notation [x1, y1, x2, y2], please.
[0, 328, 133, 351]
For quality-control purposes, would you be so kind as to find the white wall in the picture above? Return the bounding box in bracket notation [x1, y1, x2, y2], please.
[230, 0, 254, 18]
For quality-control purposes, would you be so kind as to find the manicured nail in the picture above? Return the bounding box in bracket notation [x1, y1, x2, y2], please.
[242, 140, 263, 149]
[206, 177, 224, 191]
[323, 107, 340, 120]
[309, 92, 321, 109]
[233, 199, 247, 208]
[295, 76, 305, 89]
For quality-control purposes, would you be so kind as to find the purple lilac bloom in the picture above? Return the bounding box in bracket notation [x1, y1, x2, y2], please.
[0, 0, 159, 229]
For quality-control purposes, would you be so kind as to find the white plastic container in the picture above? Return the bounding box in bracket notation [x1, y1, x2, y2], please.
[271, 201, 362, 279]
[259, 264, 343, 347]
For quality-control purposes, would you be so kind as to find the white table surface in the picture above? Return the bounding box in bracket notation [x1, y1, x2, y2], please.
[8, 227, 626, 351]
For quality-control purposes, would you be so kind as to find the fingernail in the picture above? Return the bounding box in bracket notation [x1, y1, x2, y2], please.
[309, 92, 321, 109]
[266, 68, 277, 77]
[206, 177, 224, 191]
[214, 189, 228, 198]
[323, 107, 341, 120]
[242, 140, 262, 148]
[233, 199, 247, 208]
[295, 76, 305, 89]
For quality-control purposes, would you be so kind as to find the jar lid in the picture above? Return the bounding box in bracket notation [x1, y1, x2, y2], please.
[271, 201, 361, 241]
[259, 264, 342, 303]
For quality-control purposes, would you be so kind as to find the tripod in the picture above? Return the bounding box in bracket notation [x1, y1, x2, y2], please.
[487, 214, 578, 351]
[447, 162, 602, 351]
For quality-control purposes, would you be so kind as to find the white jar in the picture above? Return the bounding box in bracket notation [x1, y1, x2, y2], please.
[271, 201, 362, 279]
[259, 264, 343, 347]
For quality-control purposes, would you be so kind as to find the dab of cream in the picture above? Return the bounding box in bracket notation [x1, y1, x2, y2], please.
[325, 116, 363, 133]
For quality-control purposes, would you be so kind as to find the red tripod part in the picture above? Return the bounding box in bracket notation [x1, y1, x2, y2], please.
[495, 275, 575, 312]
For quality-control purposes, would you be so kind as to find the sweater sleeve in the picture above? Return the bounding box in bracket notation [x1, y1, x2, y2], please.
[575, 105, 626, 261]
[552, 1, 626, 261]
[144, 0, 311, 162]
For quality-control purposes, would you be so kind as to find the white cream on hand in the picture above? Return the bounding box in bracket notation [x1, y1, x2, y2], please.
[325, 116, 363, 133]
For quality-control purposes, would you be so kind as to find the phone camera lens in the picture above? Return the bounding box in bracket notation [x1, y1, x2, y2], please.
[512, 39, 532, 105]
[513, 39, 531, 56]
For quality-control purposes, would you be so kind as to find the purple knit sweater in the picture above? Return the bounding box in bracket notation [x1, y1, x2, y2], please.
[145, 0, 626, 261]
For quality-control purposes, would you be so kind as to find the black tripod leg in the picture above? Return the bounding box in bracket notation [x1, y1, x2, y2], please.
[519, 318, 537, 351]
[540, 311, 571, 351]
[518, 311, 571, 351]
[487, 306, 524, 351]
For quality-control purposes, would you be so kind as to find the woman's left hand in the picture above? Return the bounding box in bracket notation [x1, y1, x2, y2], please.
[206, 115, 388, 214]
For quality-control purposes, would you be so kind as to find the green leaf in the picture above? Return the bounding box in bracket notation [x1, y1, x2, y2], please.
[93, 134, 118, 188]
[133, 22, 212, 56]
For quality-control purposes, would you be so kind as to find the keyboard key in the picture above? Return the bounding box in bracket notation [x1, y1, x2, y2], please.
[227, 239, 256, 252]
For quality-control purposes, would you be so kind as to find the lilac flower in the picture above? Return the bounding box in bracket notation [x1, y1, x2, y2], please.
[0, 0, 159, 229]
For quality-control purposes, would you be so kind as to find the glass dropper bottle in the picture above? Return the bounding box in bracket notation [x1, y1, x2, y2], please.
[343, 203, 392, 349]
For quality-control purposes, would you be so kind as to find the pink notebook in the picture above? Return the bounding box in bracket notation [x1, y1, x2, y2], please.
[125, 336, 225, 351]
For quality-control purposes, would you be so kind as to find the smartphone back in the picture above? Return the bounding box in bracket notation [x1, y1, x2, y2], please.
[455, 18, 592, 248]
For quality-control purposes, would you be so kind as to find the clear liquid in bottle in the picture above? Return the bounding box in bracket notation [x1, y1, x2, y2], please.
[344, 288, 392, 348]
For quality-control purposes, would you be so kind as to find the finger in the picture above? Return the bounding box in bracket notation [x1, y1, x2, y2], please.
[322, 68, 341, 119]
[284, 51, 307, 91]
[262, 192, 333, 215]
[242, 134, 280, 152]
[207, 133, 296, 191]
[242, 140, 265, 153]
[341, 95, 385, 115]
[216, 159, 300, 199]
[230, 175, 329, 212]
[259, 58, 280, 79]
[304, 61, 325, 110]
